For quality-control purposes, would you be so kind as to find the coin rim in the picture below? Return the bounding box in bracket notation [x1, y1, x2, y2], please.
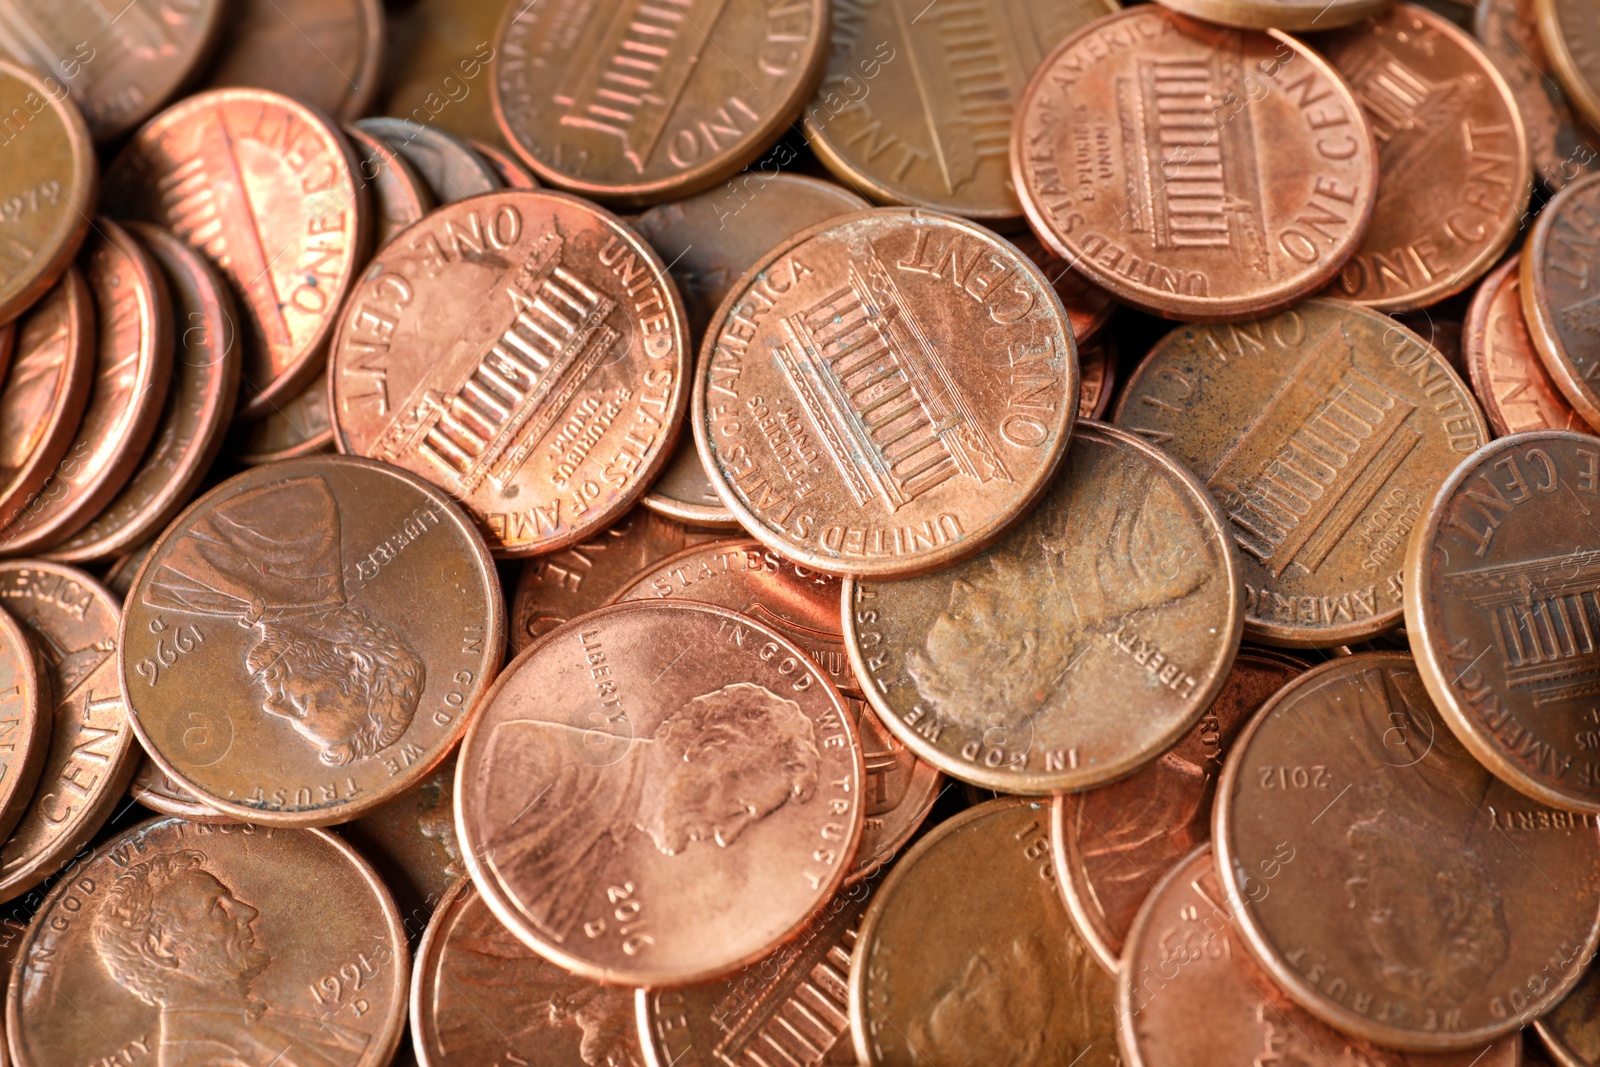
[1536, 0, 1600, 132]
[1464, 254, 1538, 438]
[408, 872, 471, 1067]
[1520, 171, 1600, 430]
[1149, 0, 1387, 29]
[1114, 840, 1216, 1067]
[0, 605, 50, 847]
[352, 117, 503, 202]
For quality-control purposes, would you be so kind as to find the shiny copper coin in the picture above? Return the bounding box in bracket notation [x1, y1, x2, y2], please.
[339, 754, 463, 940]
[0, 562, 137, 904]
[1522, 172, 1600, 430]
[456, 599, 864, 985]
[1321, 4, 1531, 311]
[411, 876, 644, 1067]
[1538, 0, 1600, 132]
[7, 816, 408, 1067]
[128, 755, 228, 823]
[0, 607, 47, 848]
[1156, 0, 1392, 28]
[379, 1, 503, 148]
[1113, 300, 1489, 648]
[694, 208, 1077, 577]
[1010, 230, 1116, 347]
[106, 88, 371, 421]
[1536, 955, 1600, 1066]
[1119, 844, 1522, 1067]
[330, 190, 691, 558]
[236, 370, 336, 465]
[1214, 652, 1600, 1050]
[470, 137, 541, 191]
[1475, 0, 1599, 190]
[346, 125, 435, 249]
[1466, 255, 1587, 435]
[850, 797, 1118, 1066]
[353, 117, 501, 205]
[119, 455, 505, 826]
[1079, 335, 1116, 421]
[205, 0, 384, 121]
[0, 59, 95, 326]
[1014, 9, 1376, 322]
[1052, 648, 1304, 974]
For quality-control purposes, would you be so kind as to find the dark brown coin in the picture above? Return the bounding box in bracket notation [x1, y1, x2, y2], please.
[128, 755, 229, 823]
[378, 0, 503, 149]
[456, 599, 864, 985]
[1475, 0, 1599, 190]
[235, 371, 336, 465]
[1531, 1031, 1564, 1066]
[1215, 652, 1600, 1050]
[1113, 300, 1489, 648]
[339, 754, 463, 942]
[1010, 231, 1116, 348]
[493, 0, 829, 205]
[469, 137, 541, 190]
[205, 0, 384, 121]
[1079, 335, 1116, 421]
[329, 190, 692, 558]
[7, 817, 409, 1067]
[353, 117, 502, 205]
[345, 124, 435, 249]
[1521, 172, 1600, 430]
[1536, 952, 1600, 1065]
[1466, 255, 1588, 435]
[119, 455, 505, 826]
[0, 607, 48, 848]
[1156, 0, 1392, 28]
[1052, 648, 1305, 974]
[1538, 0, 1600, 132]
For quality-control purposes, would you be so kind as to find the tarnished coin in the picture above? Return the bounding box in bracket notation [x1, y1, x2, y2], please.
[0, 0, 223, 141]
[1536, 954, 1600, 1066]
[0, 607, 48, 848]
[694, 208, 1077, 578]
[493, 0, 829, 205]
[844, 421, 1242, 794]
[1521, 172, 1600, 430]
[128, 756, 228, 823]
[1320, 4, 1531, 311]
[850, 797, 1118, 1067]
[205, 0, 384, 121]
[330, 190, 691, 558]
[6, 817, 409, 1067]
[105, 88, 372, 421]
[1531, 1033, 1562, 1066]
[1119, 844, 1522, 1067]
[353, 117, 502, 205]
[0, 562, 137, 904]
[1011, 231, 1117, 347]
[1214, 652, 1600, 1050]
[1475, 0, 1599, 190]
[1113, 300, 1489, 648]
[1052, 648, 1304, 973]
[1466, 255, 1587, 436]
[1079, 336, 1117, 421]
[339, 754, 463, 942]
[119, 455, 505, 826]
[102, 542, 154, 602]
[411, 876, 644, 1067]
[0, 59, 95, 326]
[1014, 8, 1376, 322]
[1538, 0, 1600, 132]
[345, 125, 435, 249]
[379, 2, 503, 148]
[456, 599, 864, 985]
[236, 371, 336, 465]
[1155, 0, 1391, 29]
[469, 138, 541, 190]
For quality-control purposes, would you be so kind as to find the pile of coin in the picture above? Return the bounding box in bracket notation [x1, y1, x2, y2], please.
[0, 0, 1597, 1063]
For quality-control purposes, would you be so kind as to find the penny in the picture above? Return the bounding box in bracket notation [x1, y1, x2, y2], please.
[694, 208, 1077, 578]
[1013, 8, 1376, 322]
[101, 541, 154, 602]
[379, 0, 503, 148]
[0, 59, 96, 326]
[1119, 844, 1522, 1067]
[1538, 0, 1600, 132]
[1466, 255, 1587, 435]
[1052, 648, 1305, 974]
[353, 117, 502, 205]
[849, 797, 1118, 1067]
[128, 756, 229, 823]
[345, 124, 435, 249]
[339, 754, 463, 943]
[0, 0, 223, 142]
[455, 598, 864, 985]
[1155, 0, 1390, 29]
[493, 0, 829, 206]
[235, 371, 337, 465]
[1476, 0, 1599, 190]
[1521, 172, 1600, 430]
[469, 137, 541, 190]
[1079, 336, 1117, 421]
[0, 562, 136, 904]
[1536, 952, 1600, 1066]
[1320, 4, 1531, 311]
[105, 88, 372, 421]
[411, 876, 645, 1067]
[845, 421, 1242, 793]
[1010, 231, 1117, 347]
[119, 455, 505, 827]
[205, 0, 384, 121]
[0, 608, 47, 848]
[1113, 300, 1489, 648]
[6, 816, 409, 1067]
[1214, 651, 1600, 1050]
[329, 190, 692, 558]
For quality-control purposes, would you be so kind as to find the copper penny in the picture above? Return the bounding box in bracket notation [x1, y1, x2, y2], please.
[694, 208, 1078, 578]
[411, 876, 645, 1067]
[456, 599, 864, 985]
[1320, 4, 1531, 311]
[119, 455, 505, 827]
[1466, 255, 1588, 435]
[205, 0, 384, 121]
[1079, 335, 1117, 421]
[1119, 844, 1522, 1067]
[849, 797, 1118, 1067]
[1536, 954, 1600, 1066]
[101, 541, 153, 602]
[0, 562, 137, 905]
[1155, 0, 1392, 29]
[1537, 0, 1600, 132]
[352, 117, 502, 205]
[0, 608, 48, 848]
[106, 88, 371, 421]
[1113, 300, 1489, 648]
[128, 755, 229, 823]
[844, 421, 1242, 793]
[470, 137, 542, 191]
[0, 58, 95, 326]
[345, 124, 435, 249]
[1010, 230, 1116, 347]
[1521, 172, 1600, 430]
[236, 371, 336, 465]
[1214, 651, 1600, 1050]
[1475, 0, 1599, 190]
[1051, 648, 1305, 974]
[1013, 8, 1377, 322]
[6, 816, 408, 1066]
[329, 190, 692, 558]
[339, 754, 463, 941]
[378, 1, 503, 148]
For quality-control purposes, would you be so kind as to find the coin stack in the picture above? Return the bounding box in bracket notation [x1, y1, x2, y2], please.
[0, 0, 1596, 1063]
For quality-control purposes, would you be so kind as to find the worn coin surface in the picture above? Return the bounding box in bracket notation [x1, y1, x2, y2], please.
[1215, 652, 1600, 1050]
[1475, 0, 1599, 190]
[1521, 172, 1600, 430]
[493, 0, 829, 205]
[1535, 952, 1600, 1066]
[1114, 300, 1489, 648]
[845, 421, 1242, 794]
[345, 125, 435, 249]
[353, 117, 502, 205]
[469, 138, 540, 190]
[7, 817, 409, 1067]
[1014, 7, 1377, 322]
[331, 190, 691, 558]
[1537, 0, 1600, 132]
[0, 607, 48, 848]
[119, 455, 505, 826]
[206, 0, 384, 121]
[1155, 0, 1390, 29]
[1466, 255, 1588, 436]
[456, 599, 863, 985]
[339, 755, 462, 942]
